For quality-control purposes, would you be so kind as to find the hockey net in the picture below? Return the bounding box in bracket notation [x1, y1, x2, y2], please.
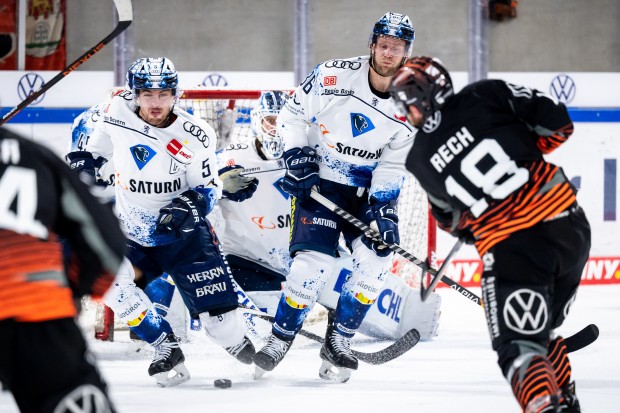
[83, 88, 436, 341]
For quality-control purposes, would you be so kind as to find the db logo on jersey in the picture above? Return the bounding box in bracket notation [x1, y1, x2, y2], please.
[166, 138, 194, 164]
[324, 76, 337, 86]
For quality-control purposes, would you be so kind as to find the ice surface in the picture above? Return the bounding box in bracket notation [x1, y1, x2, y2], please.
[1, 285, 618, 412]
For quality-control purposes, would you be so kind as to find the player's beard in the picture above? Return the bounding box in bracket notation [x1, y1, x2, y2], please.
[371, 53, 403, 77]
[139, 106, 172, 127]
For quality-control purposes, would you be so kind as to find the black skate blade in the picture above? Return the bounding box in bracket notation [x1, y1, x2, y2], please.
[153, 363, 190, 388]
[318, 360, 352, 383]
[565, 324, 599, 353]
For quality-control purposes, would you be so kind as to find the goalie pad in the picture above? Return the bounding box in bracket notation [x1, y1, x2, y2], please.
[318, 258, 441, 341]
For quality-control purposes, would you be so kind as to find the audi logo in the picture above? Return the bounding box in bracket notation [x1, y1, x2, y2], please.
[324, 60, 362, 70]
[183, 121, 210, 148]
[229, 143, 249, 150]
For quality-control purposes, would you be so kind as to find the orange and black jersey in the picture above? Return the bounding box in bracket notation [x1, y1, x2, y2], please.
[406, 79, 576, 255]
[0, 128, 126, 322]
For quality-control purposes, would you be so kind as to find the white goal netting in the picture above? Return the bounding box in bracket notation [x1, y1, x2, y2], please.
[83, 88, 435, 340]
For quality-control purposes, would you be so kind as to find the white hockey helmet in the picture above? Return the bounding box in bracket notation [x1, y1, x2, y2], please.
[126, 57, 179, 97]
[369, 12, 415, 58]
[250, 91, 289, 160]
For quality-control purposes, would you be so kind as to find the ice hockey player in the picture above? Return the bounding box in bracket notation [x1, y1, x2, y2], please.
[70, 101, 182, 343]
[389, 56, 591, 412]
[0, 127, 126, 412]
[66, 57, 258, 387]
[253, 12, 416, 382]
[215, 91, 440, 343]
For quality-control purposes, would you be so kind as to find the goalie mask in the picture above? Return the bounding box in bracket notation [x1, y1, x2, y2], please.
[369, 12, 415, 60]
[389, 56, 453, 124]
[126, 57, 179, 101]
[250, 91, 289, 160]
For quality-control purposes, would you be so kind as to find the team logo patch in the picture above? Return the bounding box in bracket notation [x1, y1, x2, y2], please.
[130, 144, 156, 170]
[166, 138, 194, 164]
[422, 111, 442, 133]
[503, 289, 548, 335]
[350, 113, 375, 137]
[274, 177, 290, 199]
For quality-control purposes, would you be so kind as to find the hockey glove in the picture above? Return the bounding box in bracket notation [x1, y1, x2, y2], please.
[155, 190, 207, 239]
[66, 151, 108, 187]
[361, 198, 400, 257]
[219, 165, 259, 202]
[453, 228, 476, 245]
[281, 146, 320, 202]
[430, 203, 475, 245]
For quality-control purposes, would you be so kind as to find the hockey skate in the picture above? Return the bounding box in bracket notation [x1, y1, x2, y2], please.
[318, 323, 358, 383]
[559, 381, 581, 412]
[253, 334, 294, 379]
[148, 333, 190, 387]
[225, 336, 256, 365]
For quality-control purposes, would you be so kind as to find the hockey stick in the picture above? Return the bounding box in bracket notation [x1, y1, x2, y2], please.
[234, 262, 420, 365]
[0, 0, 133, 126]
[420, 239, 463, 302]
[309, 189, 483, 307]
[248, 311, 420, 365]
[564, 324, 599, 353]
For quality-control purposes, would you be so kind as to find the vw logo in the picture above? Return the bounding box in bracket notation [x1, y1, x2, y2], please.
[17, 73, 46, 105]
[549, 74, 576, 104]
[202, 73, 228, 87]
[503, 289, 548, 335]
[422, 111, 441, 133]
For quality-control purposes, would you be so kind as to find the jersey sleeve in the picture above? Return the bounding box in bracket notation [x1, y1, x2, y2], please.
[85, 101, 115, 161]
[44, 140, 126, 297]
[277, 64, 333, 150]
[369, 128, 414, 203]
[493, 80, 574, 154]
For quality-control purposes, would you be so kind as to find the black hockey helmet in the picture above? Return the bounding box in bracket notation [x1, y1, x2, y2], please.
[388, 56, 453, 122]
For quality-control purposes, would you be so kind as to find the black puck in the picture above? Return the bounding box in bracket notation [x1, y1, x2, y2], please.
[214, 378, 232, 389]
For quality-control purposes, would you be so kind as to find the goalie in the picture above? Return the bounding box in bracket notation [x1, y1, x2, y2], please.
[213, 91, 441, 370]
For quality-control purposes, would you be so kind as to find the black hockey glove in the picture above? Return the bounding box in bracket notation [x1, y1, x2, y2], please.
[429, 203, 475, 245]
[281, 146, 320, 202]
[361, 198, 400, 257]
[66, 151, 108, 187]
[453, 228, 476, 245]
[219, 165, 259, 202]
[155, 190, 207, 239]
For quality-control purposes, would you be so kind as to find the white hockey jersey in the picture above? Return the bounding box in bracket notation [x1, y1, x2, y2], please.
[87, 90, 222, 246]
[214, 139, 292, 275]
[277, 55, 415, 201]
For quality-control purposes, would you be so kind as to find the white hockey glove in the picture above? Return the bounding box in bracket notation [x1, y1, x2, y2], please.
[219, 165, 259, 202]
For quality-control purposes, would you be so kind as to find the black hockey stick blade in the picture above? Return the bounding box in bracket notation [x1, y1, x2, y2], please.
[0, 0, 133, 126]
[309, 189, 483, 307]
[565, 324, 599, 353]
[421, 239, 463, 302]
[251, 313, 420, 365]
